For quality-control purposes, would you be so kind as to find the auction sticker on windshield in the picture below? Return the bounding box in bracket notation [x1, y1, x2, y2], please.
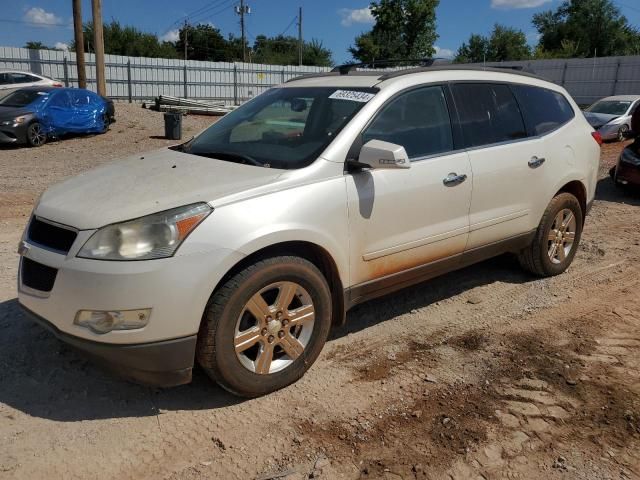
[329, 90, 375, 102]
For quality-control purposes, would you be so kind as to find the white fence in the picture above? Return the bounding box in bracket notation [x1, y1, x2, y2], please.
[1, 47, 639, 105]
[0, 47, 330, 104]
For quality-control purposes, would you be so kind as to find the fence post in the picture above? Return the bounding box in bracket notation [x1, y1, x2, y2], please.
[183, 64, 188, 99]
[281, 68, 285, 84]
[63, 57, 69, 87]
[612, 59, 621, 96]
[561, 61, 568, 86]
[126, 59, 132, 103]
[233, 65, 238, 105]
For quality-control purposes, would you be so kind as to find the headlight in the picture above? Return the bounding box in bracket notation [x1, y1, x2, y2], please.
[78, 203, 212, 260]
[0, 116, 26, 126]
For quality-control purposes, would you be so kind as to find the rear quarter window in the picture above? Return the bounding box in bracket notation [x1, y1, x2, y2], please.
[511, 85, 575, 136]
[451, 83, 527, 148]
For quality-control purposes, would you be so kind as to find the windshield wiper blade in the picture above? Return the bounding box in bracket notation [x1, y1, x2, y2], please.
[193, 151, 266, 167]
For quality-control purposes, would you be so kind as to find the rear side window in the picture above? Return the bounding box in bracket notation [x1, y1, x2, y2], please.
[511, 85, 575, 136]
[10, 73, 38, 84]
[451, 83, 527, 148]
[362, 85, 453, 159]
[0, 73, 10, 85]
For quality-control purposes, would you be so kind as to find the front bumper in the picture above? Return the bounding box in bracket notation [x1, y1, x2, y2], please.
[21, 305, 197, 386]
[0, 123, 27, 144]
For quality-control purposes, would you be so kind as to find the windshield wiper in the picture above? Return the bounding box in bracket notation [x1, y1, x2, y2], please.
[191, 151, 266, 167]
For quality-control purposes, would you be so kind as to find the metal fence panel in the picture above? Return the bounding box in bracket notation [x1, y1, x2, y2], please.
[2, 47, 639, 106]
[0, 47, 330, 104]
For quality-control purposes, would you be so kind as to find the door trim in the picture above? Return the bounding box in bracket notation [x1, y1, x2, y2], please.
[346, 229, 535, 309]
[362, 226, 468, 261]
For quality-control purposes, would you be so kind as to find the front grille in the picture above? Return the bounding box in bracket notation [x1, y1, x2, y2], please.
[28, 217, 77, 253]
[21, 257, 58, 292]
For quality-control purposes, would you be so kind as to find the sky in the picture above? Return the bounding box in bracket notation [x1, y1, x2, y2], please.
[0, 0, 639, 63]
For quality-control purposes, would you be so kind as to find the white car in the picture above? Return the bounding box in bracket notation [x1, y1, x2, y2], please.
[0, 69, 63, 93]
[17, 65, 601, 397]
[583, 95, 640, 142]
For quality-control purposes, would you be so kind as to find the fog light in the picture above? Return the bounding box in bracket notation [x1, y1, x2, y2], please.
[74, 309, 151, 334]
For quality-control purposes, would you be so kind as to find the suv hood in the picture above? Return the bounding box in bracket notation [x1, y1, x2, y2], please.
[35, 148, 283, 229]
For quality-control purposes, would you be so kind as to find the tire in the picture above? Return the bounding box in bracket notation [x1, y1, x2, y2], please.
[26, 122, 46, 147]
[99, 114, 110, 134]
[617, 125, 629, 142]
[518, 193, 583, 277]
[196, 256, 332, 397]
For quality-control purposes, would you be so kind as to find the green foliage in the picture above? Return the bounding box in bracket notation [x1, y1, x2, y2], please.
[24, 41, 49, 50]
[76, 21, 178, 58]
[454, 24, 531, 63]
[175, 24, 234, 61]
[349, 0, 439, 63]
[533, 0, 640, 57]
[252, 35, 332, 66]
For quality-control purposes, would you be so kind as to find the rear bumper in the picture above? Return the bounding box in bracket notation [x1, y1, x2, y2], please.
[20, 304, 197, 387]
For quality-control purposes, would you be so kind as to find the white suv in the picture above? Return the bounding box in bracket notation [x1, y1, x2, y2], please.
[17, 66, 600, 397]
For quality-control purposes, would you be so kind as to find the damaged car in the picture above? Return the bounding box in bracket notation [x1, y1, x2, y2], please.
[610, 107, 640, 187]
[0, 86, 115, 147]
[583, 95, 640, 142]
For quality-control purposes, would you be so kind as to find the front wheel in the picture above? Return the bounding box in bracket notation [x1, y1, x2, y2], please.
[26, 122, 46, 147]
[617, 125, 629, 142]
[196, 256, 332, 397]
[518, 193, 583, 277]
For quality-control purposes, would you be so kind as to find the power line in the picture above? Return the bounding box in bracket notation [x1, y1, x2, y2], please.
[280, 16, 297, 37]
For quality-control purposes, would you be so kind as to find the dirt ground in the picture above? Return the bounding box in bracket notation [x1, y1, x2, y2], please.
[0, 104, 639, 480]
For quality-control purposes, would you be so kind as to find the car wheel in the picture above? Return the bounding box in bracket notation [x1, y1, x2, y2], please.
[196, 256, 332, 397]
[100, 114, 110, 134]
[617, 125, 629, 142]
[26, 122, 46, 147]
[518, 193, 583, 277]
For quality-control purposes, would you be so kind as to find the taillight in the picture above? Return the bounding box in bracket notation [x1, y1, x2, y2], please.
[591, 131, 603, 146]
[52, 82, 63, 87]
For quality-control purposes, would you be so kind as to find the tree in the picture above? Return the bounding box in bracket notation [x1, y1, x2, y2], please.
[175, 24, 238, 61]
[252, 35, 332, 66]
[349, 0, 439, 63]
[454, 34, 488, 63]
[454, 24, 530, 63]
[75, 21, 178, 58]
[533, 0, 640, 57]
[24, 41, 49, 50]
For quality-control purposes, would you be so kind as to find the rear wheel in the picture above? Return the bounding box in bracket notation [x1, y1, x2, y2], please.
[518, 193, 583, 277]
[26, 122, 46, 147]
[196, 256, 332, 397]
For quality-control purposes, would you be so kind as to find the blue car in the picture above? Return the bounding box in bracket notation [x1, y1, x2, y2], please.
[0, 87, 115, 147]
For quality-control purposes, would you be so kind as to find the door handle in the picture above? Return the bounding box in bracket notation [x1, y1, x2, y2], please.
[528, 156, 546, 168]
[443, 172, 467, 187]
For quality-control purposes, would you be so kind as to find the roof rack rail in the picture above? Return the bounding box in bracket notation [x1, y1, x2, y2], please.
[331, 58, 443, 75]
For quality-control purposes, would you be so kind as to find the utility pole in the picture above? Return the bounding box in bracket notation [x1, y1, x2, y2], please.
[183, 20, 188, 60]
[297, 6, 303, 66]
[91, 0, 106, 96]
[72, 0, 86, 88]
[235, 0, 250, 62]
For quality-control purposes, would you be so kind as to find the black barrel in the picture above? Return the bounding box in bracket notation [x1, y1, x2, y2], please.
[163, 112, 182, 140]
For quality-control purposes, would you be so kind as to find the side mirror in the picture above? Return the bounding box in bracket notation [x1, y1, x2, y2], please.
[353, 139, 410, 170]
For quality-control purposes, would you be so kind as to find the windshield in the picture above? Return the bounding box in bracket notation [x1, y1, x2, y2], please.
[185, 87, 376, 169]
[0, 89, 49, 108]
[586, 100, 632, 116]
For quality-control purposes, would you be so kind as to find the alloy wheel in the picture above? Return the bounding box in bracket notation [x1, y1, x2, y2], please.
[234, 281, 315, 374]
[29, 124, 46, 146]
[547, 208, 577, 264]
